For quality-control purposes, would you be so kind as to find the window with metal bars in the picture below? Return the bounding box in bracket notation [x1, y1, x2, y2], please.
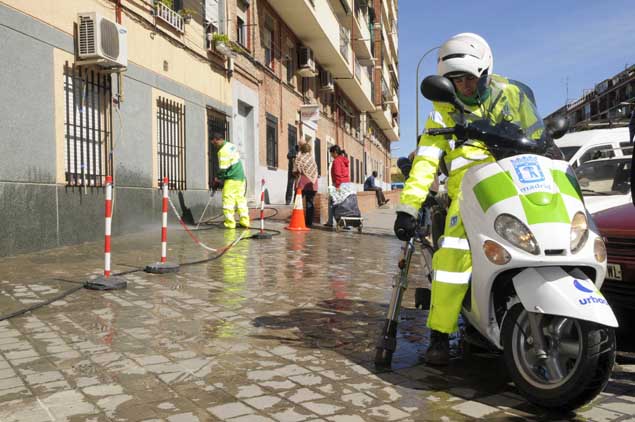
[314, 138, 322, 176]
[63, 62, 113, 187]
[266, 113, 278, 169]
[157, 97, 186, 190]
[207, 108, 228, 189]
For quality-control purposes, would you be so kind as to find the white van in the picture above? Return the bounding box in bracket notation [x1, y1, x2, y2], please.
[555, 127, 633, 168]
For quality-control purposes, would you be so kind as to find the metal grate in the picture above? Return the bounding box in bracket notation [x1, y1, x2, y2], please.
[157, 97, 186, 190]
[606, 237, 635, 262]
[78, 15, 96, 55]
[266, 113, 278, 168]
[207, 108, 227, 188]
[100, 18, 119, 59]
[64, 62, 113, 187]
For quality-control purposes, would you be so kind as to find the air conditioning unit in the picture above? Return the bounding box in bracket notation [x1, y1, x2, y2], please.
[319, 70, 334, 92]
[77, 12, 128, 68]
[297, 46, 317, 77]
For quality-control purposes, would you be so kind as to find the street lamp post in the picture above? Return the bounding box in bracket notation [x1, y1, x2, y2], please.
[416, 47, 440, 147]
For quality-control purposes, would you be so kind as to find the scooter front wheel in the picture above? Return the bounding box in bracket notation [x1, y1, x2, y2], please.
[502, 304, 615, 411]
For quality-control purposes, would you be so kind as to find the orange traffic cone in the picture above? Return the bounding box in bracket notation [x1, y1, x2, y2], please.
[285, 188, 310, 231]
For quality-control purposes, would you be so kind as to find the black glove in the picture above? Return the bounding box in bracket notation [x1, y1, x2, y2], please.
[394, 212, 416, 241]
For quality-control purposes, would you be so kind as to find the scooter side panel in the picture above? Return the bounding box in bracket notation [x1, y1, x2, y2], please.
[512, 266, 618, 327]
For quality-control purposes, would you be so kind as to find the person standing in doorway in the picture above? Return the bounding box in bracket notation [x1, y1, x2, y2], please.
[364, 171, 389, 206]
[293, 142, 319, 227]
[211, 132, 250, 229]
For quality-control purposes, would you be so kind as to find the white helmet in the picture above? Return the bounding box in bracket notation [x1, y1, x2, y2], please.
[437, 33, 493, 79]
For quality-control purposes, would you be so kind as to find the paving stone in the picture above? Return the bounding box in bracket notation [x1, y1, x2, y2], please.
[207, 402, 256, 419]
[0, 225, 631, 421]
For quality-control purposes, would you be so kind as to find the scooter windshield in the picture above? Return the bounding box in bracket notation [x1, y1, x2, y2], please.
[464, 75, 546, 142]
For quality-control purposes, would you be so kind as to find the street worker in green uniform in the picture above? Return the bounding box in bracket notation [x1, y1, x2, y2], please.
[211, 132, 250, 229]
[394, 33, 543, 365]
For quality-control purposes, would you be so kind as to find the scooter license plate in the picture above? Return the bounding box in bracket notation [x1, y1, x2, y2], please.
[607, 263, 623, 281]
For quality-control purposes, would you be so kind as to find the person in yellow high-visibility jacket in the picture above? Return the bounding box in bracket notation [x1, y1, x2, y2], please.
[211, 132, 250, 229]
[394, 33, 543, 365]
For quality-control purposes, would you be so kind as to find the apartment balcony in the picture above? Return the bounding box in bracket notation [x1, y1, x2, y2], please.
[352, 7, 372, 60]
[268, 0, 374, 111]
[329, 0, 353, 16]
[370, 106, 399, 142]
[381, 22, 394, 66]
[155, 1, 184, 33]
[388, 19, 398, 60]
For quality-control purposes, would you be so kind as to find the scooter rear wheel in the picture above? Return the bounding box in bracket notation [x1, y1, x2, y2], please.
[502, 304, 615, 411]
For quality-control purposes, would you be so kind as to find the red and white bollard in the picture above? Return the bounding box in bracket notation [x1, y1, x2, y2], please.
[145, 177, 180, 273]
[86, 175, 127, 290]
[104, 175, 114, 276]
[252, 178, 272, 240]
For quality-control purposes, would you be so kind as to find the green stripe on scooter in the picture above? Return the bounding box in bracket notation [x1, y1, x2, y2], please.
[551, 169, 582, 200]
[473, 172, 518, 212]
[520, 193, 570, 225]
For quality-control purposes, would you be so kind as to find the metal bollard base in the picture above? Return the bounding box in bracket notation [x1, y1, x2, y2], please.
[251, 232, 273, 240]
[144, 262, 180, 274]
[85, 276, 127, 291]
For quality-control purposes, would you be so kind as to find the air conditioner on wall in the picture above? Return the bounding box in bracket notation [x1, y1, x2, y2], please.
[297, 46, 317, 77]
[320, 70, 334, 92]
[77, 12, 128, 68]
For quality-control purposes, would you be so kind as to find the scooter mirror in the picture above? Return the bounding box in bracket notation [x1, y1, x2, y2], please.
[420, 75, 464, 112]
[545, 116, 569, 140]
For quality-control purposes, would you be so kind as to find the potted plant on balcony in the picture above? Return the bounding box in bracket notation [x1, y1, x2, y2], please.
[178, 8, 197, 24]
[212, 33, 233, 57]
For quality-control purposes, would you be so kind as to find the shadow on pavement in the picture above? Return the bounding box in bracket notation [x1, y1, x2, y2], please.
[252, 298, 635, 421]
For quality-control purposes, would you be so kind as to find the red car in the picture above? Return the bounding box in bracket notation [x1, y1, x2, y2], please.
[594, 203, 635, 309]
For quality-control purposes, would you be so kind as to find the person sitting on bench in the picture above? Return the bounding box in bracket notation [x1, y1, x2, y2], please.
[364, 171, 389, 206]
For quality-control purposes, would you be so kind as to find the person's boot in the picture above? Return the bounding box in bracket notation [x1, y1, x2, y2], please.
[424, 330, 450, 365]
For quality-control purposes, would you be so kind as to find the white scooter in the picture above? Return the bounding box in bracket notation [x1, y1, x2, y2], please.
[376, 75, 618, 411]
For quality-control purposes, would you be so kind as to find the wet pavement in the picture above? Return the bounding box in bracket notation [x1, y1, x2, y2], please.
[0, 219, 634, 421]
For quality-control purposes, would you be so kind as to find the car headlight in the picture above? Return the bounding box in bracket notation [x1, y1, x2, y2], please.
[494, 214, 540, 255]
[570, 212, 589, 253]
[594, 237, 606, 262]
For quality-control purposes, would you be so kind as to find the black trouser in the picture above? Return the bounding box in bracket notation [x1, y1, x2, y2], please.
[285, 169, 295, 205]
[365, 187, 386, 206]
[303, 190, 316, 227]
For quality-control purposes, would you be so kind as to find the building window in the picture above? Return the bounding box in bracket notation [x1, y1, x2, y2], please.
[356, 158, 360, 183]
[157, 97, 186, 190]
[266, 113, 278, 168]
[205, 0, 223, 33]
[237, 16, 246, 46]
[63, 62, 113, 187]
[349, 154, 355, 181]
[314, 138, 322, 176]
[339, 25, 350, 63]
[263, 15, 274, 69]
[207, 108, 228, 189]
[286, 44, 296, 85]
[236, 0, 248, 48]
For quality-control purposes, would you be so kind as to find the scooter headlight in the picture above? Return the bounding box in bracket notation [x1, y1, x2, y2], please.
[570, 212, 589, 254]
[494, 214, 540, 255]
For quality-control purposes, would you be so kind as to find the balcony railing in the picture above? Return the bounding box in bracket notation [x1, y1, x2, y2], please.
[155, 2, 184, 33]
[354, 58, 362, 81]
